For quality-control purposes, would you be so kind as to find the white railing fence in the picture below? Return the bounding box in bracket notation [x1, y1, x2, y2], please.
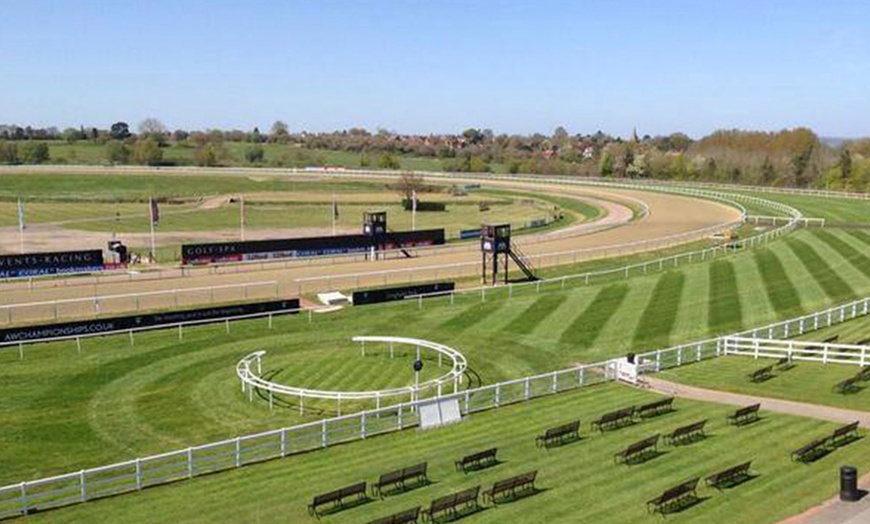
[636, 295, 870, 373]
[0, 360, 611, 519]
[723, 337, 869, 367]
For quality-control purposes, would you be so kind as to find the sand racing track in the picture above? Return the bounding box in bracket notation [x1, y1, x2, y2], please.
[0, 167, 743, 323]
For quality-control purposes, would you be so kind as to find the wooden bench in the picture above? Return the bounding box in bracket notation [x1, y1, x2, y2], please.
[482, 471, 538, 504]
[854, 367, 870, 382]
[829, 421, 860, 447]
[372, 463, 428, 497]
[727, 403, 760, 426]
[775, 356, 795, 370]
[368, 506, 421, 524]
[421, 486, 480, 522]
[591, 406, 636, 432]
[705, 461, 753, 489]
[747, 365, 774, 383]
[835, 377, 862, 394]
[455, 448, 497, 473]
[854, 337, 870, 346]
[823, 335, 840, 344]
[663, 420, 707, 446]
[308, 481, 367, 516]
[646, 477, 700, 514]
[792, 438, 830, 462]
[636, 397, 674, 418]
[614, 434, 660, 465]
[535, 420, 580, 448]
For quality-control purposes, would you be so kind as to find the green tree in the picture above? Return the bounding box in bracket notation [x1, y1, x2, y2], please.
[131, 138, 163, 165]
[0, 142, 20, 164]
[20, 142, 50, 164]
[760, 156, 776, 185]
[599, 153, 614, 177]
[244, 144, 265, 164]
[110, 122, 131, 140]
[105, 141, 131, 164]
[193, 142, 227, 167]
[376, 154, 401, 169]
[840, 148, 853, 181]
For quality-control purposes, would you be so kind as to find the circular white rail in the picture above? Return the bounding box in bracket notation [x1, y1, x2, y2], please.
[236, 336, 467, 414]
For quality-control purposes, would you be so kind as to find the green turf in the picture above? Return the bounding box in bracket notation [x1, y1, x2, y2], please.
[727, 191, 870, 224]
[4, 229, 870, 487]
[21, 383, 870, 524]
[812, 229, 870, 280]
[785, 237, 856, 301]
[753, 248, 803, 317]
[665, 356, 869, 412]
[633, 271, 686, 351]
[708, 260, 742, 333]
[559, 284, 630, 349]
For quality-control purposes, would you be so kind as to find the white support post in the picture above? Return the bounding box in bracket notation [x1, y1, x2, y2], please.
[280, 428, 287, 457]
[552, 372, 558, 393]
[321, 420, 328, 448]
[135, 459, 142, 490]
[235, 437, 241, 467]
[524, 377, 530, 399]
[361, 412, 367, 439]
[494, 383, 500, 406]
[187, 448, 194, 478]
[80, 470, 87, 502]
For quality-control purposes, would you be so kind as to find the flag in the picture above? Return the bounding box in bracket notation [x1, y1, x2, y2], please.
[149, 197, 159, 227]
[17, 199, 25, 231]
[411, 190, 417, 213]
[333, 198, 339, 220]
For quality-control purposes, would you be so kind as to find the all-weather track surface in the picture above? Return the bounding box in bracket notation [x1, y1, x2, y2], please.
[0, 168, 742, 321]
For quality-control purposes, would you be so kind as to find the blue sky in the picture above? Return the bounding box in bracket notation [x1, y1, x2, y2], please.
[1, 1, 868, 138]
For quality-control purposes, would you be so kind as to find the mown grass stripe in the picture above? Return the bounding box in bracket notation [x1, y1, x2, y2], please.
[632, 271, 686, 350]
[708, 259, 742, 333]
[785, 236, 856, 301]
[438, 299, 508, 333]
[754, 248, 803, 317]
[558, 284, 629, 348]
[813, 229, 870, 279]
[505, 293, 569, 335]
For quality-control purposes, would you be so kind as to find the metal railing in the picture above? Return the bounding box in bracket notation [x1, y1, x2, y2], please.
[0, 281, 279, 326]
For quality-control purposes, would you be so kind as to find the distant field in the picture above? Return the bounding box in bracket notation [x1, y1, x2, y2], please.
[39, 141, 511, 173]
[728, 190, 870, 223]
[21, 383, 870, 524]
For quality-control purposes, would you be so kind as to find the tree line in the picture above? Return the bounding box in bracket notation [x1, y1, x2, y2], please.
[1, 119, 869, 191]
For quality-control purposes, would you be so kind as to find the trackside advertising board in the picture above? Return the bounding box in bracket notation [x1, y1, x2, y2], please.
[181, 229, 445, 265]
[0, 250, 104, 278]
[0, 299, 300, 344]
[352, 282, 455, 306]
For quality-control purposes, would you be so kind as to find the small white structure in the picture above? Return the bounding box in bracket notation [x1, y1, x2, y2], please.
[418, 398, 462, 430]
[317, 291, 351, 306]
[606, 357, 639, 385]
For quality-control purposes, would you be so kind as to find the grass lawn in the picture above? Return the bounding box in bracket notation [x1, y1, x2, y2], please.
[5, 228, 870, 484]
[20, 383, 870, 524]
[663, 356, 869, 412]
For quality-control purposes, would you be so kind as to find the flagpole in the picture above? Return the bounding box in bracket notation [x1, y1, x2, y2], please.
[17, 198, 25, 254]
[149, 196, 157, 263]
[240, 194, 245, 241]
[332, 192, 336, 236]
[411, 190, 417, 232]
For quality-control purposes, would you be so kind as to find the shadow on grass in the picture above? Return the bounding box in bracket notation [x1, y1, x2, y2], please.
[378, 478, 435, 498]
[313, 495, 374, 517]
[656, 495, 709, 516]
[458, 459, 504, 474]
[621, 450, 668, 466]
[430, 504, 489, 523]
[489, 486, 548, 506]
[710, 473, 759, 491]
[541, 435, 583, 450]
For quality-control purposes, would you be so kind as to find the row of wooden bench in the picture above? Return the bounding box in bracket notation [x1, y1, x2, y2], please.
[791, 421, 861, 462]
[535, 398, 677, 449]
[647, 460, 754, 514]
[747, 357, 794, 383]
[369, 471, 538, 524]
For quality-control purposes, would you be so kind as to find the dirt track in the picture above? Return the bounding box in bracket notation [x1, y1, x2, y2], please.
[0, 169, 742, 324]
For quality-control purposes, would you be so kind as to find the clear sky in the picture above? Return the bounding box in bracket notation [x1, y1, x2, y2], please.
[1, 0, 868, 138]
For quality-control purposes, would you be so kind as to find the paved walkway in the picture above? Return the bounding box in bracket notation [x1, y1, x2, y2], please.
[645, 377, 870, 524]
